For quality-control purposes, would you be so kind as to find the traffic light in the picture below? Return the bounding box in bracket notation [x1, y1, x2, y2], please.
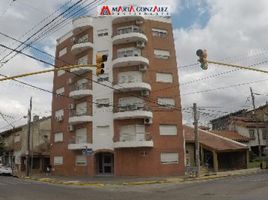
[96, 53, 108, 76]
[196, 49, 208, 70]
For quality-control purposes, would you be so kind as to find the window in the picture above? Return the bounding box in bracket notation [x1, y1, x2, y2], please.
[97, 29, 108, 37]
[154, 49, 170, 59]
[59, 47, 67, 57]
[96, 98, 110, 108]
[156, 73, 173, 83]
[118, 71, 142, 84]
[14, 135, 20, 143]
[152, 28, 167, 37]
[120, 125, 146, 142]
[54, 132, 63, 142]
[75, 128, 87, 144]
[117, 48, 141, 58]
[159, 125, 177, 135]
[118, 97, 144, 111]
[76, 34, 88, 43]
[262, 129, 268, 140]
[97, 73, 109, 82]
[76, 102, 87, 115]
[77, 55, 88, 65]
[57, 70, 65, 76]
[249, 129, 255, 139]
[55, 109, 64, 121]
[54, 156, 63, 165]
[55, 87, 65, 96]
[76, 155, 87, 166]
[160, 153, 178, 164]
[117, 26, 140, 35]
[157, 98, 175, 108]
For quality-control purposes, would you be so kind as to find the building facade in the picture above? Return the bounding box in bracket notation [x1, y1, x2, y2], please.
[210, 104, 268, 156]
[51, 16, 184, 176]
[0, 116, 51, 175]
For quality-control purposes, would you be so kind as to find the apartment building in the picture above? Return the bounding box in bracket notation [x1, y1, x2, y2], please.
[51, 16, 184, 176]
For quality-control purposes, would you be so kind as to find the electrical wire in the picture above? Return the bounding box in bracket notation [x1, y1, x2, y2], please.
[0, 0, 84, 63]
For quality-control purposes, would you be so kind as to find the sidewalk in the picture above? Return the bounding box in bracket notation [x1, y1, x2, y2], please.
[22, 168, 267, 187]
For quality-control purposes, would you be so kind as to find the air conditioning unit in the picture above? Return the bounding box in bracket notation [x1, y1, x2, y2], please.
[139, 65, 148, 72]
[136, 20, 143, 25]
[56, 115, 63, 122]
[144, 118, 152, 125]
[68, 125, 74, 132]
[69, 104, 75, 110]
[141, 90, 150, 97]
[136, 41, 145, 48]
[68, 78, 73, 84]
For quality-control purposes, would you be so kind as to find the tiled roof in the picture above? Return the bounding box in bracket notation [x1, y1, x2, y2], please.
[212, 130, 251, 142]
[184, 125, 248, 152]
[230, 116, 266, 128]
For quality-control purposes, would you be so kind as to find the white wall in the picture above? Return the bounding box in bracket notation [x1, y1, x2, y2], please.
[91, 17, 114, 151]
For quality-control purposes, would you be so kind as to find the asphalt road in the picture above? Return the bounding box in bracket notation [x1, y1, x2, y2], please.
[0, 173, 268, 200]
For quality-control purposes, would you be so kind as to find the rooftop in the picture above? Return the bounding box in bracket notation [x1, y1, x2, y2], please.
[184, 125, 248, 152]
[212, 130, 251, 142]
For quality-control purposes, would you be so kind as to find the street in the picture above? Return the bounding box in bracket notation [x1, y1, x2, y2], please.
[0, 173, 268, 200]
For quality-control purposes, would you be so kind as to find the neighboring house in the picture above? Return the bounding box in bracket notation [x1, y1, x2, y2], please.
[210, 109, 247, 130]
[0, 116, 51, 175]
[212, 130, 251, 144]
[210, 104, 268, 156]
[184, 125, 249, 172]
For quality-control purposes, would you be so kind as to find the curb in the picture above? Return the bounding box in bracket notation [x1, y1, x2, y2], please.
[22, 168, 267, 187]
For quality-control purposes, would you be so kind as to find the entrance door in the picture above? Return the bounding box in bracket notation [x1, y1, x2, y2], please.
[96, 153, 114, 175]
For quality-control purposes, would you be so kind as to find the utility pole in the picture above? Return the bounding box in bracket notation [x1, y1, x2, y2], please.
[250, 87, 262, 158]
[193, 103, 200, 177]
[26, 97, 32, 177]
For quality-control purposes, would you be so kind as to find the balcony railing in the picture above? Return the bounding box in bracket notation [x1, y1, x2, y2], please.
[74, 37, 91, 44]
[69, 109, 91, 117]
[113, 26, 144, 36]
[69, 82, 92, 92]
[114, 104, 151, 113]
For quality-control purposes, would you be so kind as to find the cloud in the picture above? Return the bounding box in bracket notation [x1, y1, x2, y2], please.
[174, 0, 268, 124]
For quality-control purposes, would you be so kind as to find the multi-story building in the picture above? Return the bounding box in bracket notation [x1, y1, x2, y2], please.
[0, 116, 51, 175]
[51, 16, 184, 176]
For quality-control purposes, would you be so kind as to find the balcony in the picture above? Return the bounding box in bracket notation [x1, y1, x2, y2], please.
[113, 81, 151, 92]
[71, 39, 93, 55]
[114, 133, 153, 148]
[114, 105, 152, 120]
[69, 82, 92, 99]
[112, 16, 144, 24]
[72, 16, 93, 34]
[112, 54, 149, 68]
[69, 110, 92, 125]
[68, 142, 92, 150]
[70, 65, 92, 74]
[112, 26, 147, 45]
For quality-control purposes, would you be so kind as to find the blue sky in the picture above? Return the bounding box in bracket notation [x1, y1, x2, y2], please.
[172, 0, 210, 29]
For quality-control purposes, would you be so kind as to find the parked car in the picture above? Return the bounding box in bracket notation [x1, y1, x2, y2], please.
[0, 165, 12, 175]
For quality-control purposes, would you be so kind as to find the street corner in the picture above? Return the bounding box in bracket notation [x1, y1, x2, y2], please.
[121, 179, 169, 186]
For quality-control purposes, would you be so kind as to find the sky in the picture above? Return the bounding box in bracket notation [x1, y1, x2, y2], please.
[0, 0, 268, 130]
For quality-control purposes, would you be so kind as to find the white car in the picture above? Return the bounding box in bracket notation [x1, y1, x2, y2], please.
[0, 165, 12, 175]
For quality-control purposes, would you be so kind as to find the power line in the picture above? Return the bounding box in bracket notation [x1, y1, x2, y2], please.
[181, 78, 268, 96]
[0, 112, 15, 129]
[0, 0, 84, 64]
[0, 0, 73, 57]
